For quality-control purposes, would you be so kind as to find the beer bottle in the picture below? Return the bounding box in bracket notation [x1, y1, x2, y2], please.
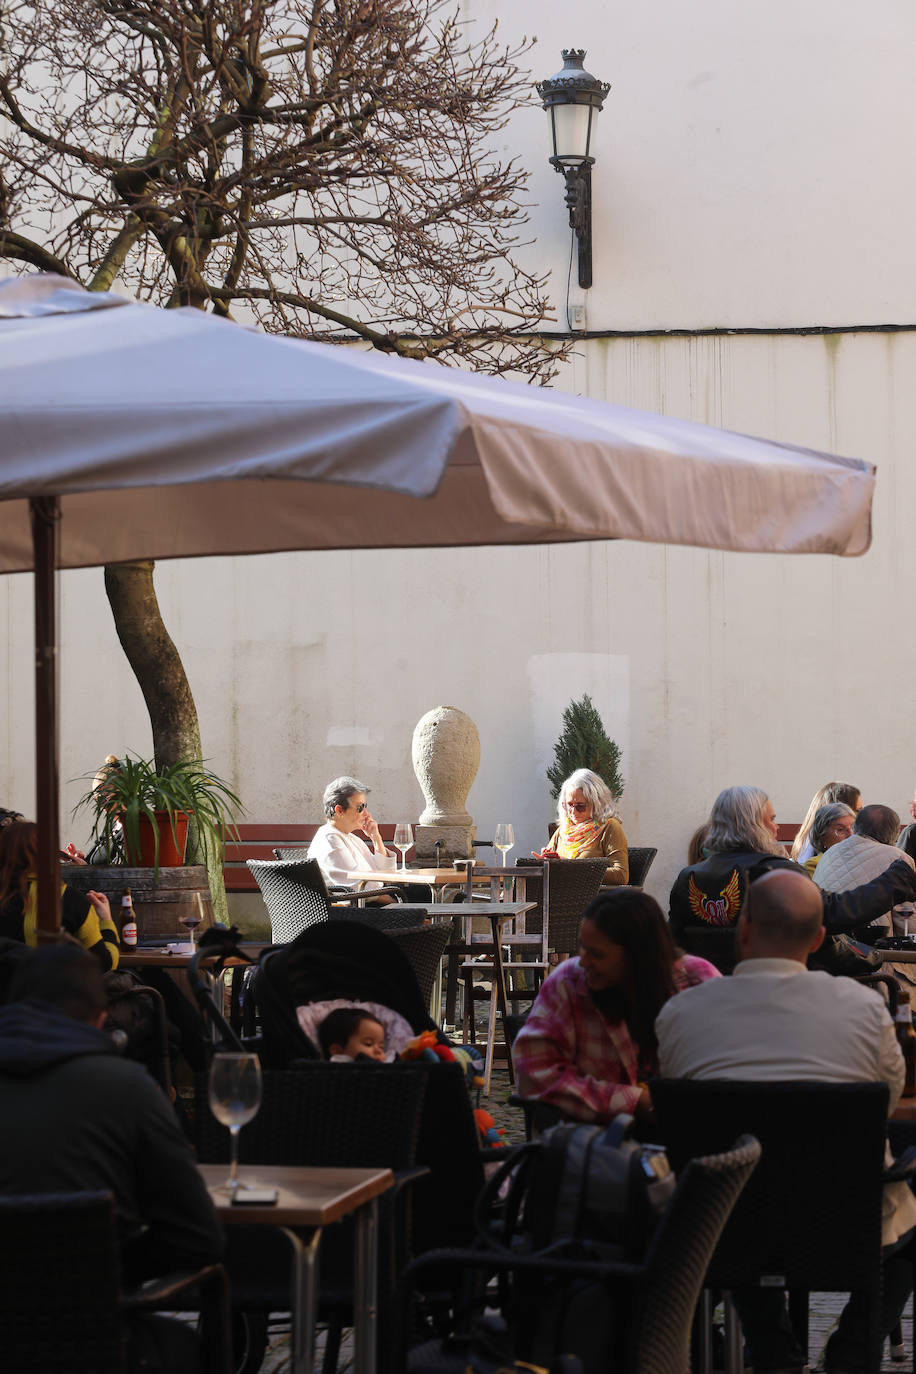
[895, 987, 916, 1097]
[120, 887, 137, 948]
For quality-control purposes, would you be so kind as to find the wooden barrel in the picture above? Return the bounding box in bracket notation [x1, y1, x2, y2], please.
[61, 865, 215, 940]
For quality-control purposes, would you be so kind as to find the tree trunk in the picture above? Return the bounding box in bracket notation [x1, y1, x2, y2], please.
[104, 561, 230, 925]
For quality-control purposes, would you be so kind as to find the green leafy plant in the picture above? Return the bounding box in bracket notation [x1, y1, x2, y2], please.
[74, 755, 242, 876]
[547, 695, 624, 801]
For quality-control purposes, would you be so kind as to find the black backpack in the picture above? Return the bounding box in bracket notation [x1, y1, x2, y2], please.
[471, 1114, 675, 1373]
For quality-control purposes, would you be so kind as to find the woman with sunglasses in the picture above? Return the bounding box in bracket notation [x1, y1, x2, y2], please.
[532, 768, 629, 886]
[308, 776, 400, 899]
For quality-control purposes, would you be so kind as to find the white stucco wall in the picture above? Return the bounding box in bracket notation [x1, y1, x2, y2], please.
[463, 0, 916, 329]
[2, 0, 916, 917]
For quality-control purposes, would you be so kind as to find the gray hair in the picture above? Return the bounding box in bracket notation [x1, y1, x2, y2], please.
[704, 785, 783, 857]
[809, 802, 856, 854]
[790, 781, 861, 860]
[322, 776, 370, 818]
[854, 803, 901, 847]
[557, 768, 619, 824]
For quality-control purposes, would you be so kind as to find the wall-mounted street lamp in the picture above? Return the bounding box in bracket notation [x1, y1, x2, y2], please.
[536, 50, 610, 290]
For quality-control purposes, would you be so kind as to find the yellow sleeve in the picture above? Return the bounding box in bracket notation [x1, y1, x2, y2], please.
[62, 885, 120, 970]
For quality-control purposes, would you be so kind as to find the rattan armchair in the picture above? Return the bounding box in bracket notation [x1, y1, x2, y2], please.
[626, 846, 658, 889]
[651, 1079, 898, 1374]
[404, 1134, 761, 1374]
[0, 1190, 231, 1374]
[272, 847, 404, 906]
[194, 1062, 428, 1374]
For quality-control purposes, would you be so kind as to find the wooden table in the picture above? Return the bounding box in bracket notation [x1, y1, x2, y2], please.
[120, 942, 267, 968]
[348, 867, 481, 901]
[199, 1163, 393, 1374]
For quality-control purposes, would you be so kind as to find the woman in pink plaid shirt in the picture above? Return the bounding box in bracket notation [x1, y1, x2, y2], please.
[513, 888, 719, 1123]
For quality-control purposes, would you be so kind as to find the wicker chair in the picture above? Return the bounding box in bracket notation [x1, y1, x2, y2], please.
[272, 847, 404, 906]
[387, 923, 453, 1010]
[246, 858, 332, 941]
[330, 905, 432, 932]
[651, 1079, 895, 1374]
[0, 1190, 231, 1374]
[511, 855, 609, 955]
[249, 857, 409, 942]
[193, 1060, 490, 1374]
[194, 1062, 428, 1374]
[404, 1134, 761, 1374]
[626, 846, 658, 889]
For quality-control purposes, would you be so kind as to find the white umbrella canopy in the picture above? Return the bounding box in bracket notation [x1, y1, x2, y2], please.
[0, 272, 877, 928]
[0, 274, 875, 565]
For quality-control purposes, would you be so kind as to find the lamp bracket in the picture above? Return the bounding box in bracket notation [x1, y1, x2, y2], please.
[551, 159, 594, 290]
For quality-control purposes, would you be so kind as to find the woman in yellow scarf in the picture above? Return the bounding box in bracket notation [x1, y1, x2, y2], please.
[534, 768, 628, 885]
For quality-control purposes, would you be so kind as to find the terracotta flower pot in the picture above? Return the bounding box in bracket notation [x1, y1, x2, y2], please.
[123, 811, 190, 868]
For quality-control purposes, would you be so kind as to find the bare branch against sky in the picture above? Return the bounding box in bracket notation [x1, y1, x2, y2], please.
[0, 0, 565, 378]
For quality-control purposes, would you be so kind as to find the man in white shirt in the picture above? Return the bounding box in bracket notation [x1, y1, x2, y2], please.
[308, 776, 399, 895]
[656, 869, 916, 1374]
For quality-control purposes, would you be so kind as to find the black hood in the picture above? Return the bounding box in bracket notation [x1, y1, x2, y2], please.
[0, 1001, 114, 1077]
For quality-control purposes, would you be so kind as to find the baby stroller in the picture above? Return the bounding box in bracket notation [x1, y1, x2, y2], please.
[188, 921, 491, 1373]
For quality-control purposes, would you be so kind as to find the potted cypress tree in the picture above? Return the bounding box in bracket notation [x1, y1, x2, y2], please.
[546, 694, 624, 800]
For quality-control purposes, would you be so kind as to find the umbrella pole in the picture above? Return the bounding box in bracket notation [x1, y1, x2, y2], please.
[30, 496, 61, 937]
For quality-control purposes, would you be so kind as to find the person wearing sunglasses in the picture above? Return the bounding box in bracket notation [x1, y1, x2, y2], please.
[532, 768, 629, 886]
[307, 776, 400, 898]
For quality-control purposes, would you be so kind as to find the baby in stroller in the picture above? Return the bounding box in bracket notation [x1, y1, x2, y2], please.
[240, 917, 441, 1064]
[317, 1007, 387, 1062]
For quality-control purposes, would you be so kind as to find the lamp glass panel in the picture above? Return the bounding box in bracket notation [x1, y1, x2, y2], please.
[550, 101, 593, 164]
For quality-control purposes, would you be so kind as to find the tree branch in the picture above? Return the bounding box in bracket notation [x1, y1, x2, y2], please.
[0, 232, 75, 278]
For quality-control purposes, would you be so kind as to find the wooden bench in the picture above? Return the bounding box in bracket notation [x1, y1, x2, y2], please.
[223, 822, 414, 892]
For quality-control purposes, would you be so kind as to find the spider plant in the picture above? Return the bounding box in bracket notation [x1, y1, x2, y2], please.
[74, 754, 242, 875]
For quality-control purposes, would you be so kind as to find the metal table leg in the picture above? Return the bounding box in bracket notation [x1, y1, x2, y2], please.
[280, 1225, 322, 1374]
[353, 1198, 379, 1374]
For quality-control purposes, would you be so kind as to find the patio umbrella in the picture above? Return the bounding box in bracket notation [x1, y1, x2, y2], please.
[0, 272, 877, 927]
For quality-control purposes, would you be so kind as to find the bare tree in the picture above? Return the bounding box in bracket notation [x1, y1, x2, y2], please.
[0, 0, 563, 908]
[0, 0, 557, 373]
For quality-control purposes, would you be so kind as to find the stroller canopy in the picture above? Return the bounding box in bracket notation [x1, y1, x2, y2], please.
[252, 920, 438, 1065]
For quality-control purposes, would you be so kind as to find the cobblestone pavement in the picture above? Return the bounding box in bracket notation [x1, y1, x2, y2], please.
[253, 1065, 913, 1371]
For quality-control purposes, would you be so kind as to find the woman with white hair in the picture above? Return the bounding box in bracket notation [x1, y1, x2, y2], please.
[668, 785, 916, 962]
[532, 768, 628, 885]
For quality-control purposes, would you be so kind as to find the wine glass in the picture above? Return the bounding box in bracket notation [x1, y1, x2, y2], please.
[494, 822, 515, 867]
[393, 822, 413, 873]
[208, 1051, 262, 1192]
[179, 891, 205, 953]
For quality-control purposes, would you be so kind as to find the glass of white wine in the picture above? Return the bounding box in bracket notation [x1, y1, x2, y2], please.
[393, 822, 413, 873]
[179, 891, 205, 954]
[494, 822, 515, 867]
[208, 1051, 263, 1192]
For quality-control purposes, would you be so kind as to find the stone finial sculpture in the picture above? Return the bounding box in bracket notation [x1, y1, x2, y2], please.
[411, 706, 480, 862]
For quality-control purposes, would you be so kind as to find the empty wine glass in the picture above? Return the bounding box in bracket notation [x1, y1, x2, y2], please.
[494, 822, 515, 867]
[393, 822, 413, 873]
[179, 891, 205, 953]
[208, 1051, 262, 1192]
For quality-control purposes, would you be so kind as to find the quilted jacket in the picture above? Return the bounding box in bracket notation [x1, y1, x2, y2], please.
[814, 834, 915, 935]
